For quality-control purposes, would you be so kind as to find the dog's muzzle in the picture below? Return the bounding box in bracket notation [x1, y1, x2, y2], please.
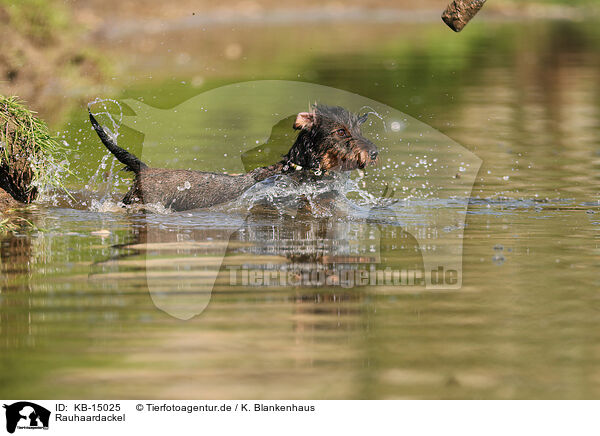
[357, 140, 379, 168]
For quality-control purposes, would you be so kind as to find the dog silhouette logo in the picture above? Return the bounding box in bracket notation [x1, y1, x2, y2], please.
[89, 80, 481, 320]
[3, 402, 50, 434]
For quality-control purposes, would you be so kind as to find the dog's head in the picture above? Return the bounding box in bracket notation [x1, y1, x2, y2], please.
[285, 104, 378, 173]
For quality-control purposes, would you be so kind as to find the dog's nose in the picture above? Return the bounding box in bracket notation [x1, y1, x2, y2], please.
[370, 150, 378, 160]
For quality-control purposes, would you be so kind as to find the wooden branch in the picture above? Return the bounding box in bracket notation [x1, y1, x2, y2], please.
[442, 0, 487, 32]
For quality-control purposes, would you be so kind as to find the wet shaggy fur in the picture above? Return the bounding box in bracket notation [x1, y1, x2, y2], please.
[89, 104, 378, 211]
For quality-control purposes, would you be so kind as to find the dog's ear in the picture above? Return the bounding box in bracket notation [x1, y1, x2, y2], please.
[293, 112, 315, 130]
[358, 113, 369, 125]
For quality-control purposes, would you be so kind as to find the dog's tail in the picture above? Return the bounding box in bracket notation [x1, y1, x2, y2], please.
[88, 109, 147, 173]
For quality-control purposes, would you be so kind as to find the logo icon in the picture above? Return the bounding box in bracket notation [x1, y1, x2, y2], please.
[3, 402, 50, 434]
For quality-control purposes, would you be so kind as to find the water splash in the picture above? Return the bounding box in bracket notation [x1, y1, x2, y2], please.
[85, 98, 127, 204]
[358, 105, 387, 132]
[217, 172, 398, 219]
[88, 98, 123, 142]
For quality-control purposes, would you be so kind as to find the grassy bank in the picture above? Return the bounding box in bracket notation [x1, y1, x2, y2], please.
[0, 95, 68, 235]
[0, 95, 66, 200]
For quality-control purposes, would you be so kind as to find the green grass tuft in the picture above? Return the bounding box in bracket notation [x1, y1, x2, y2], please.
[0, 216, 34, 234]
[0, 95, 68, 202]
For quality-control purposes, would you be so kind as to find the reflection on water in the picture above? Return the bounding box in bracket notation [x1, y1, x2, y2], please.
[1, 19, 600, 399]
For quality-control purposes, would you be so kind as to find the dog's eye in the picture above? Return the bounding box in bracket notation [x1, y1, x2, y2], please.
[336, 129, 347, 137]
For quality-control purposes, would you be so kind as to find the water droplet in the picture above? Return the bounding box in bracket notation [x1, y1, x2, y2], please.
[390, 121, 403, 132]
[492, 255, 505, 265]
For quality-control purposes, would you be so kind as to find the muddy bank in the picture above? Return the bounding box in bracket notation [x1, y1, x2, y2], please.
[0, 0, 108, 125]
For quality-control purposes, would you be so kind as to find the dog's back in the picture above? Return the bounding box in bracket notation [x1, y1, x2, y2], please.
[90, 110, 256, 210]
[127, 168, 258, 210]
